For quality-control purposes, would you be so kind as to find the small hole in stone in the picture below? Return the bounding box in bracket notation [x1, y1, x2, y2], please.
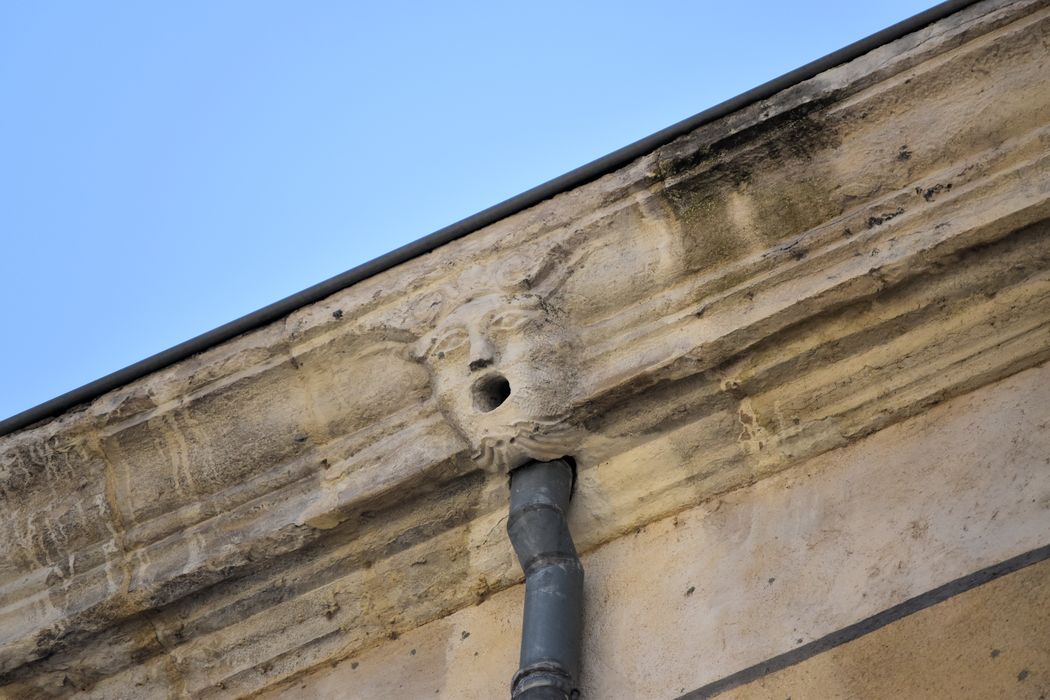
[472, 374, 511, 412]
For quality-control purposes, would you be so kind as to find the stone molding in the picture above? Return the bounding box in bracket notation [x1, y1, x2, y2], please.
[1, 0, 1049, 695]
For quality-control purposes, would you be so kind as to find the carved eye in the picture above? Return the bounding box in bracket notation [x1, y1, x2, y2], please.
[430, 328, 468, 358]
[489, 310, 535, 332]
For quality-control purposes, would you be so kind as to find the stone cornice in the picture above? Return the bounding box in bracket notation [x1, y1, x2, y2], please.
[2, 1, 1049, 695]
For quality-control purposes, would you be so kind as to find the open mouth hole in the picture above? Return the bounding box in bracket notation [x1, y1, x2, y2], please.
[472, 374, 511, 412]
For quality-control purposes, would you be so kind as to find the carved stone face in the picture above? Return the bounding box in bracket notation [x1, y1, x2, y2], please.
[417, 292, 577, 472]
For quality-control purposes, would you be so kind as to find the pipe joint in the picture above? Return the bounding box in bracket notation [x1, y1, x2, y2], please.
[512, 661, 580, 699]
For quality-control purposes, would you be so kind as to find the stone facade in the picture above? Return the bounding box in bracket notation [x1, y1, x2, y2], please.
[1, 1, 1049, 697]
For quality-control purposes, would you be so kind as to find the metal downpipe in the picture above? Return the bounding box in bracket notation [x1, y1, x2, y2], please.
[507, 458, 583, 699]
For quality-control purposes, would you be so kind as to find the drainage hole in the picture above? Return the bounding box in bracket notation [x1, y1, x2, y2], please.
[472, 374, 511, 412]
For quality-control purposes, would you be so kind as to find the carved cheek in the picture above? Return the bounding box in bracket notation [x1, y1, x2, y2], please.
[505, 336, 549, 376]
[512, 345, 574, 406]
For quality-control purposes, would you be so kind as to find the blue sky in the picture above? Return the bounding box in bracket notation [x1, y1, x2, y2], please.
[0, 1, 936, 421]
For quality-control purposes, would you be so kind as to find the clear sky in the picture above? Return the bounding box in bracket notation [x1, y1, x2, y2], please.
[0, 1, 937, 421]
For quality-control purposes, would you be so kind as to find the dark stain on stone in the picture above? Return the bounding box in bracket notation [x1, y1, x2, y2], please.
[768, 577, 776, 584]
[388, 631, 399, 640]
[723, 379, 746, 401]
[468, 358, 493, 372]
[917, 183, 952, 201]
[897, 145, 912, 161]
[991, 648, 1001, 658]
[657, 97, 844, 272]
[410, 649, 416, 656]
[351, 661, 359, 670]
[867, 208, 905, 228]
[685, 586, 696, 596]
[1018, 669, 1030, 682]
[659, 96, 841, 179]
[332, 309, 343, 319]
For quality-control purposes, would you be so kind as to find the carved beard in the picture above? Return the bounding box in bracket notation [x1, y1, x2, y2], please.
[470, 417, 578, 473]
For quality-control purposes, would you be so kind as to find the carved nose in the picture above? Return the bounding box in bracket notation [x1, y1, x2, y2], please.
[468, 335, 496, 372]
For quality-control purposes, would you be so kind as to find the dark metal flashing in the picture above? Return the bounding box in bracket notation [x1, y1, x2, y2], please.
[678, 542, 1050, 699]
[0, 0, 981, 436]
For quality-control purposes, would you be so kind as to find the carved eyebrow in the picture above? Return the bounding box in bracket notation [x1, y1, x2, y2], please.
[422, 325, 469, 357]
[486, 309, 542, 330]
[436, 325, 469, 341]
[484, 300, 543, 323]
[500, 307, 537, 318]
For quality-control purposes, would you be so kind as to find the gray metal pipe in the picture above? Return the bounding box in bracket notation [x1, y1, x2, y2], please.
[507, 458, 583, 699]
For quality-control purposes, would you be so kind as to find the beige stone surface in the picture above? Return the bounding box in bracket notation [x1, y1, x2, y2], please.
[261, 362, 1050, 699]
[718, 558, 1050, 700]
[1, 0, 1049, 696]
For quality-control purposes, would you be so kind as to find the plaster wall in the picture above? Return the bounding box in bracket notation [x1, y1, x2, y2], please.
[719, 557, 1050, 699]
